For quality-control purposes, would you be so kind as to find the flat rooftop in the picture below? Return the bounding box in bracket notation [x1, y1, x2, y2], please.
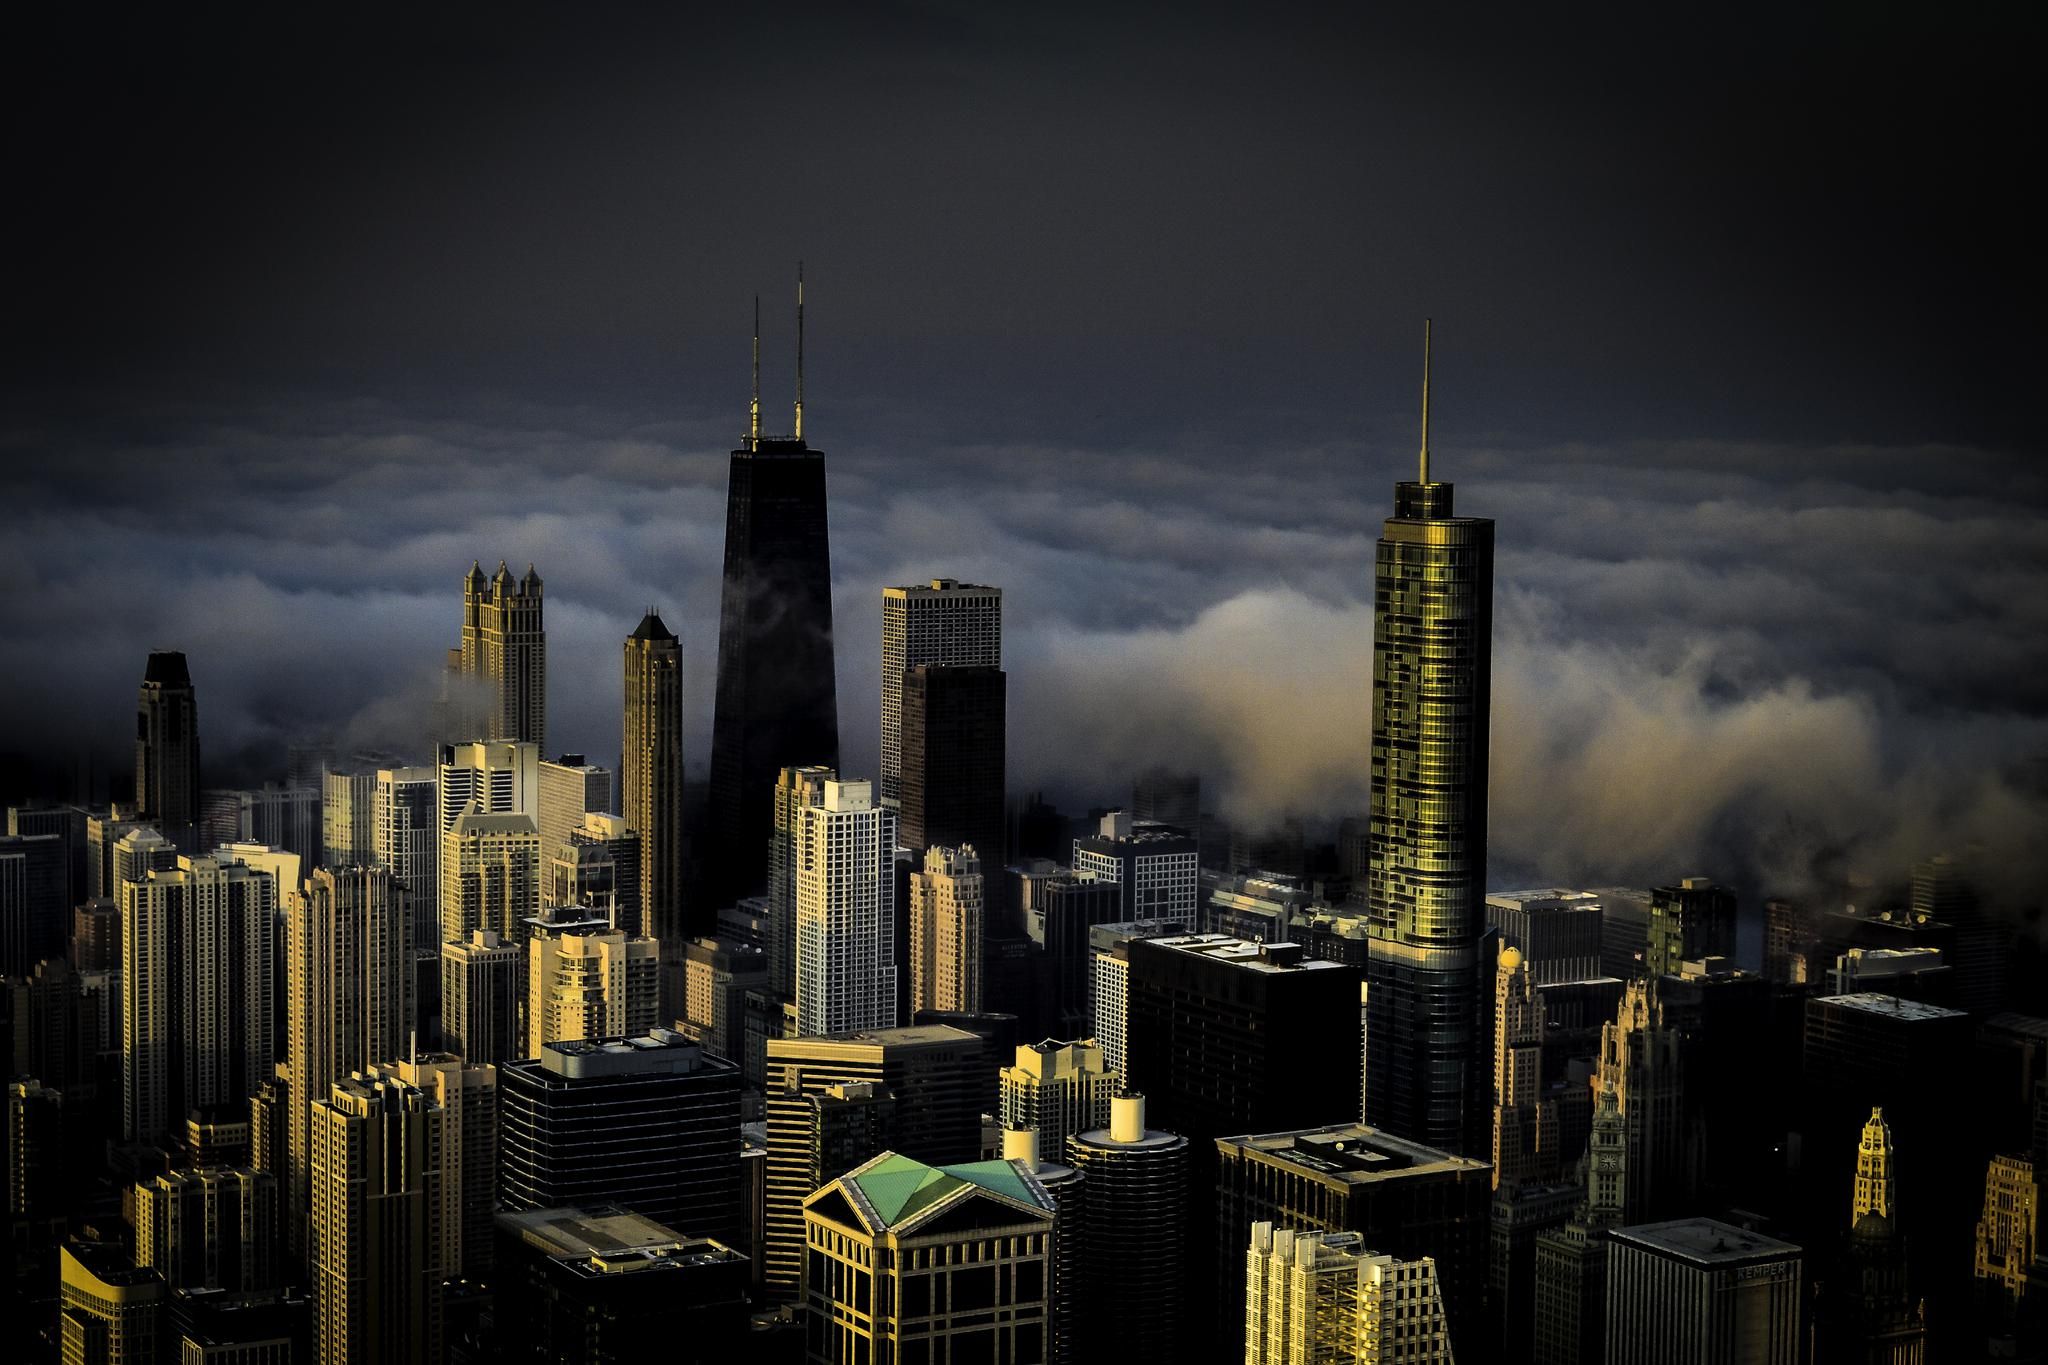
[1610, 1217, 1800, 1266]
[1816, 993, 1966, 1023]
[1140, 933, 1346, 975]
[1217, 1123, 1489, 1182]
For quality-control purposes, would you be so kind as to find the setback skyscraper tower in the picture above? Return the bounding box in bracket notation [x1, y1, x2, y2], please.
[708, 286, 839, 905]
[455, 561, 547, 749]
[879, 579, 1003, 806]
[1364, 322, 1496, 1156]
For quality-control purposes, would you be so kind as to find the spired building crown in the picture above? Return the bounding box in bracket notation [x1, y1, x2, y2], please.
[454, 558, 547, 751]
[1363, 321, 1498, 1157]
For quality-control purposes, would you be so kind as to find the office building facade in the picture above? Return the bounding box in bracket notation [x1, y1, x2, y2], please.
[879, 579, 1002, 807]
[898, 664, 1007, 870]
[790, 777, 899, 1037]
[457, 559, 547, 749]
[623, 611, 687, 944]
[908, 843, 985, 1016]
[1604, 1219, 1801, 1365]
[136, 650, 202, 848]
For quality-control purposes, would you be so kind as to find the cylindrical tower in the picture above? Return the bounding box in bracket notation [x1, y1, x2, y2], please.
[1062, 1094, 1190, 1355]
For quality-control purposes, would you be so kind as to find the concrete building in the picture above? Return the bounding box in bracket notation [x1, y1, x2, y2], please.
[678, 936, 768, 1067]
[134, 1166, 279, 1292]
[908, 843, 984, 1016]
[550, 811, 640, 934]
[1604, 1218, 1801, 1365]
[436, 739, 540, 837]
[879, 578, 1002, 807]
[999, 1038, 1117, 1165]
[440, 928, 520, 1068]
[802, 1148, 1051, 1364]
[1826, 947, 1951, 1003]
[499, 1031, 741, 1244]
[456, 559, 547, 749]
[321, 768, 377, 870]
[623, 611, 687, 947]
[1217, 1122, 1491, 1361]
[1600, 978, 1692, 1224]
[790, 777, 899, 1036]
[284, 866, 410, 1257]
[1073, 811, 1199, 926]
[1245, 1221, 1457, 1365]
[761, 1025, 985, 1297]
[898, 664, 1007, 871]
[121, 852, 280, 1147]
[1063, 1093, 1192, 1354]
[60, 1240, 165, 1364]
[1035, 874, 1128, 1036]
[1485, 890, 1605, 985]
[1362, 388, 1496, 1158]
[1087, 918, 1183, 1079]
[439, 808, 540, 946]
[537, 754, 611, 894]
[1644, 879, 1737, 979]
[1973, 1154, 2040, 1302]
[494, 1205, 749, 1364]
[136, 650, 202, 849]
[525, 904, 660, 1056]
[767, 764, 836, 1003]
[1533, 1086, 1628, 1365]
[379, 1053, 498, 1280]
[0, 831, 67, 975]
[309, 1072, 444, 1365]
[373, 766, 440, 951]
[206, 785, 322, 866]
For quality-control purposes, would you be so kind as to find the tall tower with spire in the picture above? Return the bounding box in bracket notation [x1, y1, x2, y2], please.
[454, 561, 546, 749]
[708, 272, 839, 912]
[136, 650, 201, 847]
[1814, 1107, 1925, 1365]
[1363, 321, 1497, 1156]
[623, 611, 684, 957]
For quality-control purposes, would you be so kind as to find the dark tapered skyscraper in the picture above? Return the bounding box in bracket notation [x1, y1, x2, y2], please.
[137, 650, 200, 845]
[624, 612, 685, 942]
[1365, 323, 1496, 1156]
[708, 288, 838, 906]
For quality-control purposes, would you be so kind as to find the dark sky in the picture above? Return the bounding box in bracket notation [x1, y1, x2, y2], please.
[3, 3, 2043, 909]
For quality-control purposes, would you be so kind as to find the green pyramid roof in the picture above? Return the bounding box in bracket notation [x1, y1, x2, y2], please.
[845, 1153, 1048, 1228]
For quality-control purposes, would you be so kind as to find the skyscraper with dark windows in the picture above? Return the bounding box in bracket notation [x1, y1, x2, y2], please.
[136, 650, 201, 847]
[708, 297, 838, 905]
[879, 579, 1004, 807]
[623, 612, 686, 944]
[899, 664, 1006, 870]
[1364, 324, 1496, 1157]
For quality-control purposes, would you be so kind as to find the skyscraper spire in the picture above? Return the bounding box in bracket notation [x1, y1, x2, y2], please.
[749, 296, 762, 449]
[794, 261, 805, 442]
[1419, 317, 1433, 484]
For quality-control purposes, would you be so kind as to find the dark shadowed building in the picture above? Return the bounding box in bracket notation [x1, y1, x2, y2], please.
[898, 664, 1006, 872]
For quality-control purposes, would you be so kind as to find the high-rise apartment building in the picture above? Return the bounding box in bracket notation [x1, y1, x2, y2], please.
[623, 612, 687, 944]
[374, 766, 440, 951]
[440, 808, 540, 945]
[7, 801, 91, 910]
[801, 1149, 1052, 1363]
[1073, 811, 1199, 926]
[767, 763, 835, 1002]
[551, 811, 641, 931]
[308, 1071, 444, 1365]
[1364, 331, 1495, 1157]
[0, 832, 66, 975]
[134, 1166, 279, 1292]
[380, 1053, 498, 1280]
[999, 1038, 1117, 1165]
[790, 777, 899, 1036]
[1644, 878, 1737, 978]
[1245, 1221, 1457, 1365]
[526, 904, 660, 1056]
[1087, 918, 1183, 1077]
[321, 768, 376, 870]
[136, 650, 202, 848]
[437, 740, 541, 836]
[761, 1025, 986, 1296]
[1131, 767, 1200, 831]
[284, 866, 409, 1256]
[879, 579, 1002, 807]
[898, 665, 1007, 871]
[908, 843, 984, 1016]
[87, 809, 156, 900]
[59, 1241, 165, 1365]
[207, 784, 322, 865]
[537, 755, 611, 896]
[440, 928, 520, 1068]
[1217, 1121, 1491, 1361]
[499, 1031, 741, 1243]
[707, 339, 839, 905]
[457, 560, 547, 748]
[1063, 1093, 1192, 1354]
[120, 852, 280, 1146]
[1604, 1219, 1801, 1365]
[678, 936, 769, 1067]
[1036, 875, 1127, 1036]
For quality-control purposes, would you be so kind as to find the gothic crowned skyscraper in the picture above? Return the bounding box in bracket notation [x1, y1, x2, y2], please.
[455, 560, 546, 749]
[708, 284, 839, 905]
[1364, 322, 1497, 1156]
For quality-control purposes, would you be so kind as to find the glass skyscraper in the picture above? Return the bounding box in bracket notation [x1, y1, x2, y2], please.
[1364, 324, 1496, 1156]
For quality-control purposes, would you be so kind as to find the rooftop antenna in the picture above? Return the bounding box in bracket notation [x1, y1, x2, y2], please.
[1419, 317, 1433, 485]
[794, 261, 805, 442]
[749, 296, 762, 448]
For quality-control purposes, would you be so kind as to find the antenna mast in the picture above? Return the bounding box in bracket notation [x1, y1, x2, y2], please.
[1419, 318, 1433, 485]
[794, 262, 805, 442]
[749, 296, 762, 448]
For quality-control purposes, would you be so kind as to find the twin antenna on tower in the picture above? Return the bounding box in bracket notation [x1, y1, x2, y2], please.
[749, 263, 806, 448]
